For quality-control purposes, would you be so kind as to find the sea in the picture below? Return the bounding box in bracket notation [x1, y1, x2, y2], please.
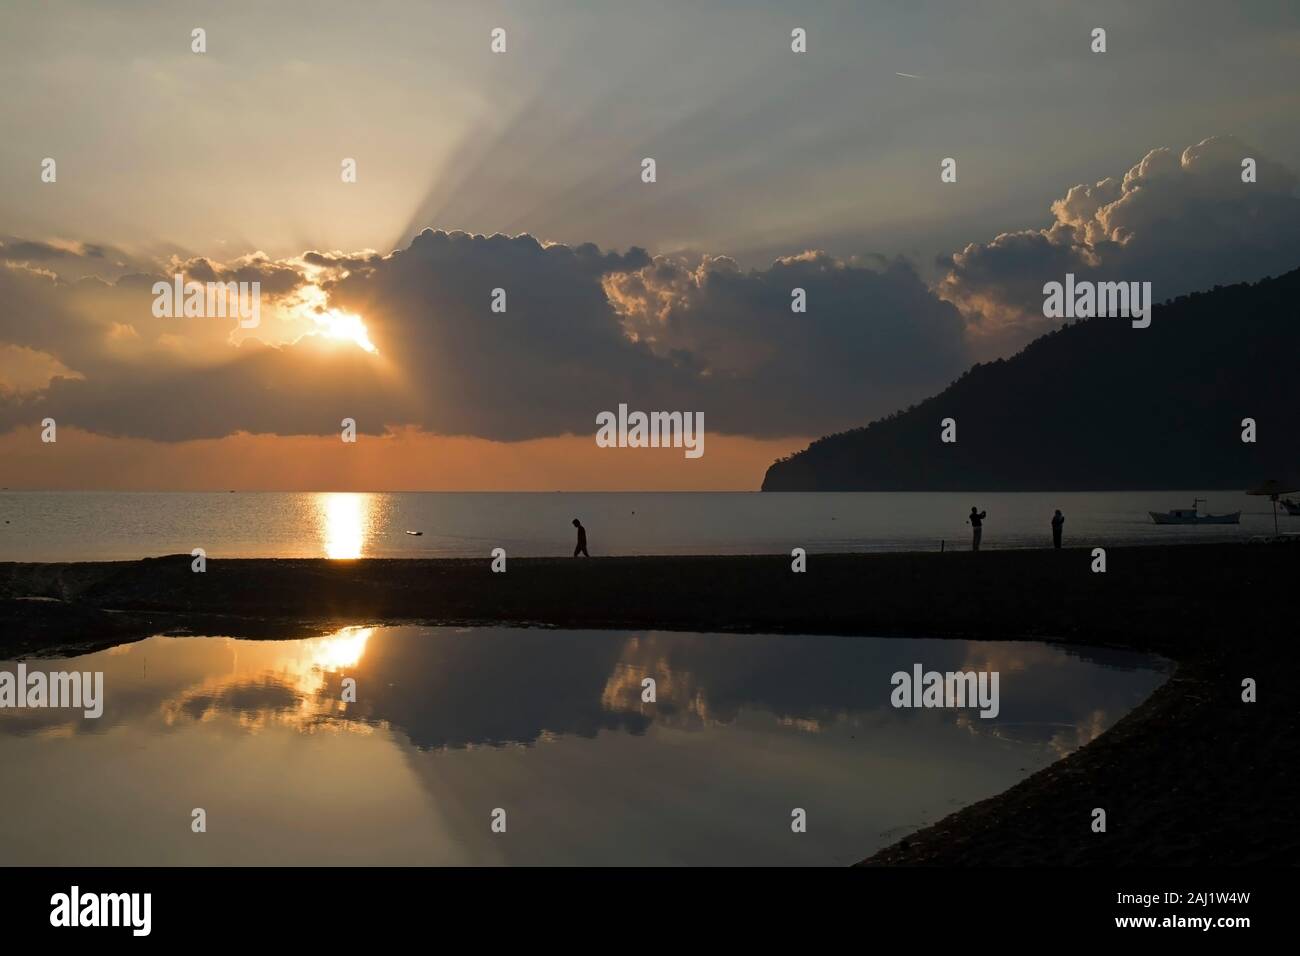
[0, 489, 1282, 562]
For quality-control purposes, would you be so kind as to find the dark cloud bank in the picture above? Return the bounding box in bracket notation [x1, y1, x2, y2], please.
[1, 136, 1296, 445]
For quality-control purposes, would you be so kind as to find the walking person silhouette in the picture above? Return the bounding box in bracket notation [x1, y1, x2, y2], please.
[968, 506, 987, 551]
[1051, 509, 1065, 550]
[572, 518, 589, 557]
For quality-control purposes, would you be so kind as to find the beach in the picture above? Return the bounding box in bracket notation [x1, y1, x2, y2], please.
[1, 542, 1295, 865]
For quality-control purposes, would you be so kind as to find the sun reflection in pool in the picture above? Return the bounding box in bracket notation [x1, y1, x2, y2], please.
[158, 625, 376, 733]
[307, 626, 373, 672]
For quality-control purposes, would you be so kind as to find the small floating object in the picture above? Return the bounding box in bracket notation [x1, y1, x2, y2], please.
[405, 530, 423, 536]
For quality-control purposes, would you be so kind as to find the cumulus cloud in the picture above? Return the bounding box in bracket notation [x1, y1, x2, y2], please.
[0, 344, 81, 395]
[321, 232, 968, 438]
[16, 337, 404, 442]
[602, 250, 969, 434]
[0, 259, 406, 440]
[7, 133, 1296, 447]
[938, 136, 1300, 356]
[0, 229, 971, 442]
[166, 252, 308, 298]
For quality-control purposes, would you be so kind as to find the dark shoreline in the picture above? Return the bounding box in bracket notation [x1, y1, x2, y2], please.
[2, 543, 1295, 865]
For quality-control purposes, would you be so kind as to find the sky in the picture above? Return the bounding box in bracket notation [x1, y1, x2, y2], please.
[2, 0, 1299, 490]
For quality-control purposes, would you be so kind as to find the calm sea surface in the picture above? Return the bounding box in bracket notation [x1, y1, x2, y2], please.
[0, 490, 1281, 562]
[0, 627, 1168, 865]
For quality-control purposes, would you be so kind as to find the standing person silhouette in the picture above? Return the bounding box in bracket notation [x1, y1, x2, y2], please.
[1051, 509, 1065, 550]
[968, 506, 987, 551]
[572, 518, 589, 557]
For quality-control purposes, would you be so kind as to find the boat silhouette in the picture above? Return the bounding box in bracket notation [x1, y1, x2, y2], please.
[1149, 498, 1240, 525]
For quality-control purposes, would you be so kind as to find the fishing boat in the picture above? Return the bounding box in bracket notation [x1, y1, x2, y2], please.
[1149, 498, 1240, 525]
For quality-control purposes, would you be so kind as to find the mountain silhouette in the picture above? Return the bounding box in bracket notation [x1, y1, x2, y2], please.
[762, 266, 1300, 491]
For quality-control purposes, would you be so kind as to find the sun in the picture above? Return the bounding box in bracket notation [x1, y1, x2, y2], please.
[283, 284, 379, 353]
[314, 307, 378, 353]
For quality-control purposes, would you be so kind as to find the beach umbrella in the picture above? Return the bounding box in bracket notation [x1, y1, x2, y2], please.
[1246, 479, 1298, 537]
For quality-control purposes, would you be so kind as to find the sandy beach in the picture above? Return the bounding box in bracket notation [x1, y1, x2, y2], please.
[2, 542, 1295, 865]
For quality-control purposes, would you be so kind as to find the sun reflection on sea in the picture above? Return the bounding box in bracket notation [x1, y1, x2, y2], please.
[319, 492, 374, 559]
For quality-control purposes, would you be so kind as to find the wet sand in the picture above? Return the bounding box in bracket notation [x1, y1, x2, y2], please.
[1, 542, 1295, 865]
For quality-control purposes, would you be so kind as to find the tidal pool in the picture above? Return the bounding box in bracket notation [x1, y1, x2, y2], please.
[0, 627, 1168, 865]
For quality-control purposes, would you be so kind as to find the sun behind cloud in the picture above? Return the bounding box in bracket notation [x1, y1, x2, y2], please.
[280, 283, 378, 353]
[314, 307, 377, 354]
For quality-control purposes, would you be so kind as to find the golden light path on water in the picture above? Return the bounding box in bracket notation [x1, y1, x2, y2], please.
[319, 492, 376, 559]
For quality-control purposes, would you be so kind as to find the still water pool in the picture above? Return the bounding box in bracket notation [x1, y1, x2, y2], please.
[0, 627, 1168, 865]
